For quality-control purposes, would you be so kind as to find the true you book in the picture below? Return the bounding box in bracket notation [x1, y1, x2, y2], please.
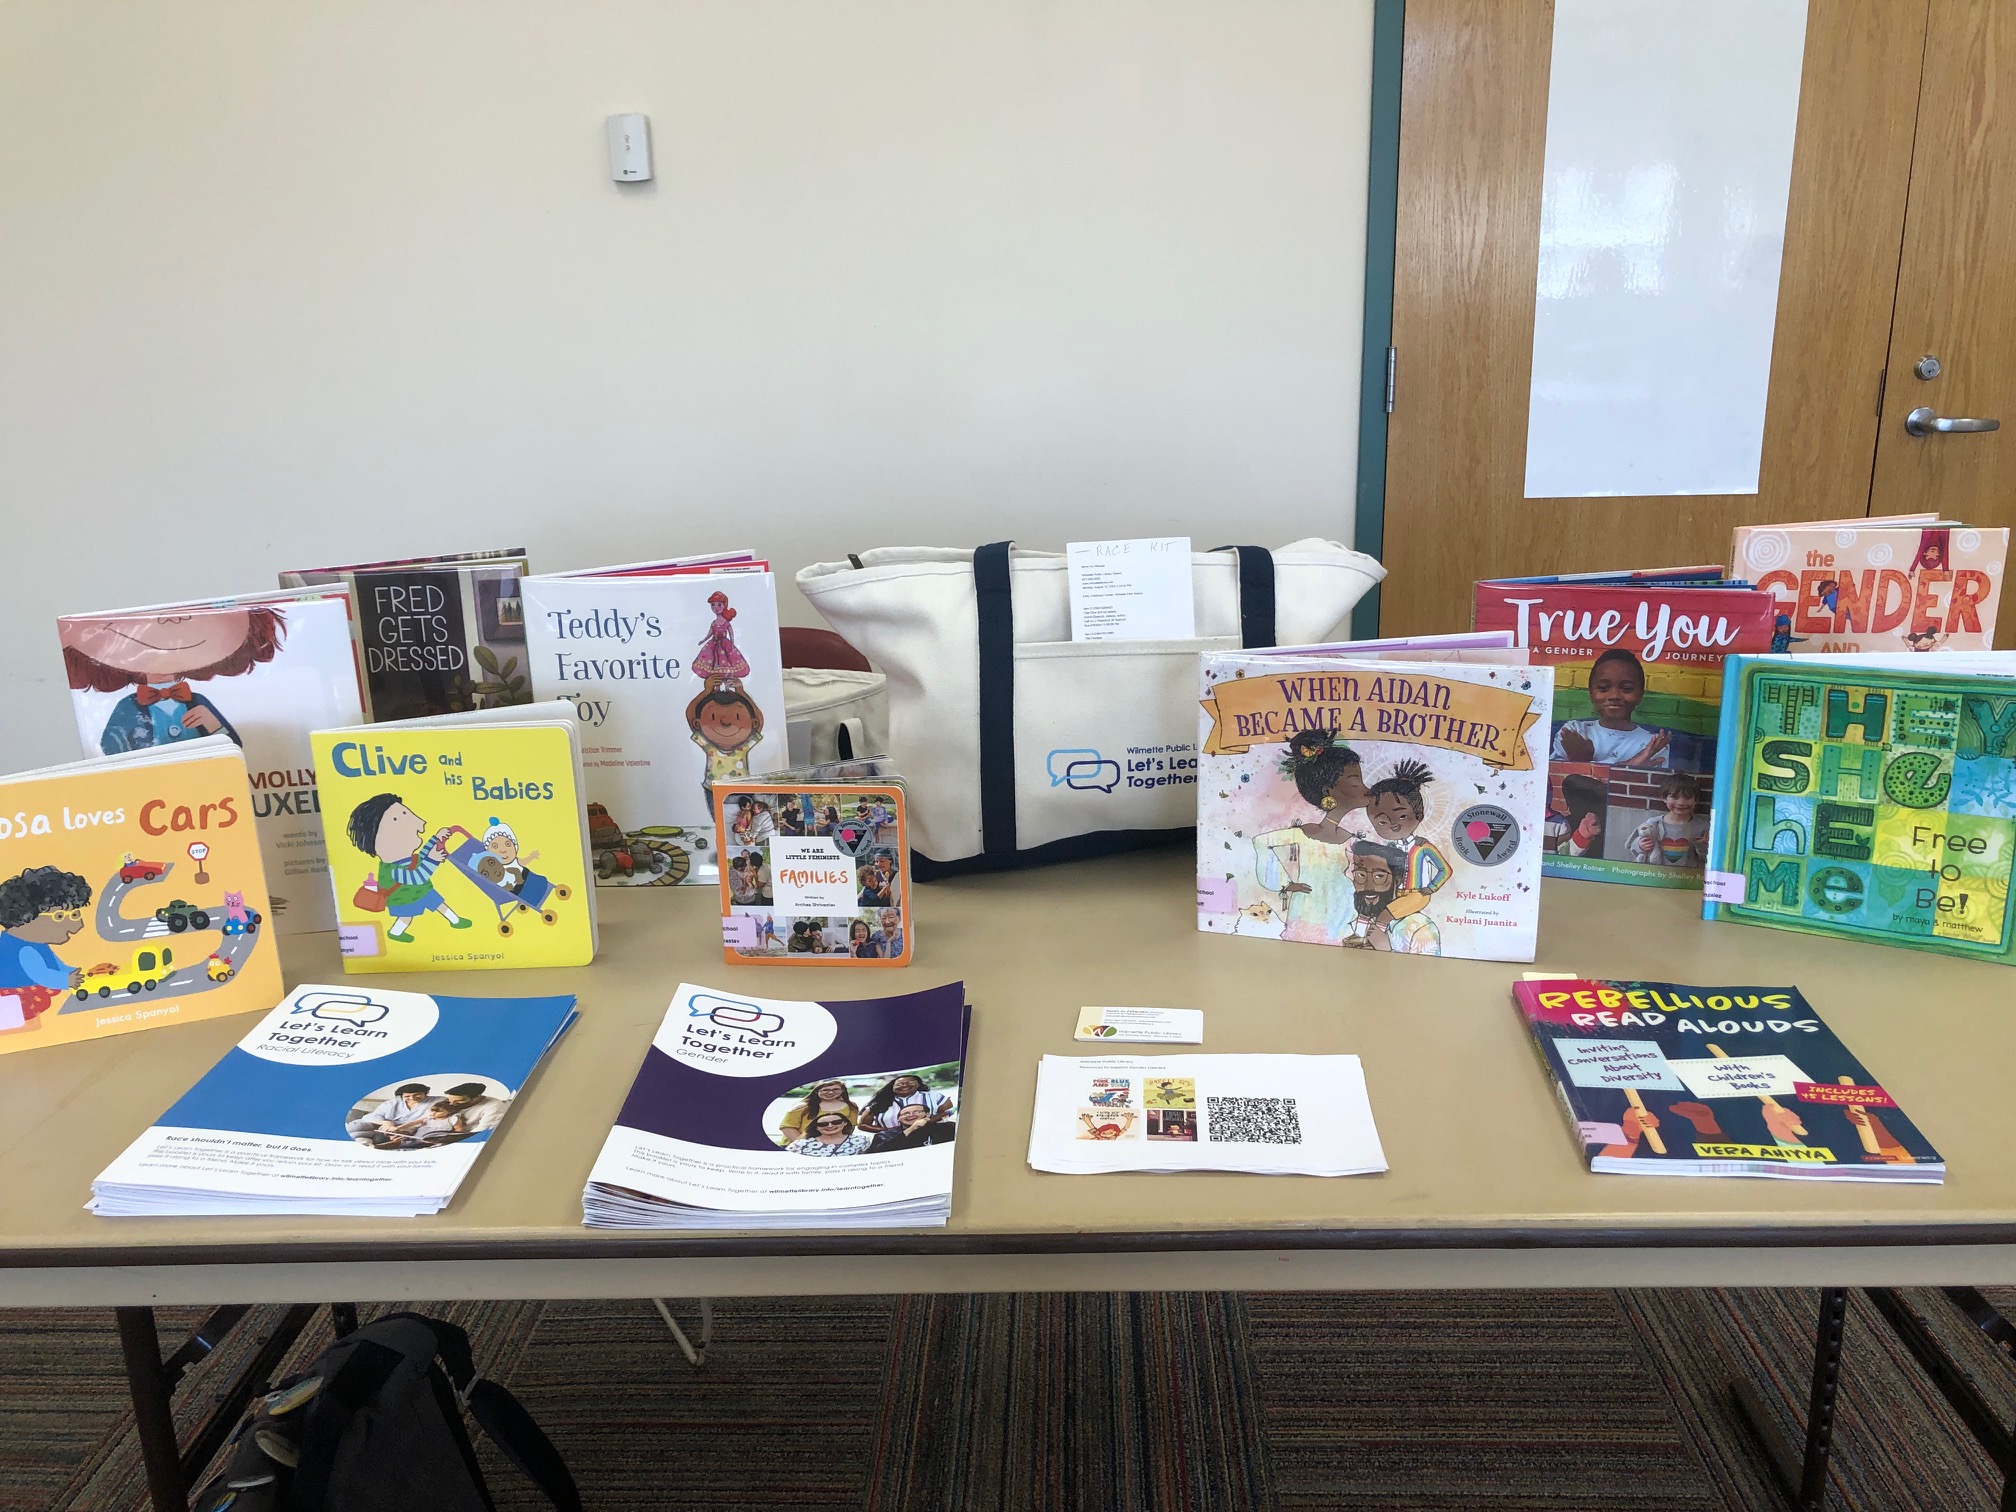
[1474, 571, 1777, 888]
[310, 703, 597, 972]
[58, 589, 366, 933]
[0, 738, 282, 1056]
[1196, 649, 1552, 962]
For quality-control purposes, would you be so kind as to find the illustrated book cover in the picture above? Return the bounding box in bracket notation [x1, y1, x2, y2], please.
[520, 553, 787, 887]
[1474, 571, 1778, 887]
[58, 588, 366, 933]
[1196, 649, 1551, 962]
[0, 737, 283, 1056]
[279, 548, 531, 723]
[90, 983, 577, 1216]
[1515, 977, 1942, 1180]
[714, 758, 910, 965]
[1732, 514, 2007, 655]
[310, 701, 597, 973]
[1702, 653, 2016, 964]
[584, 979, 968, 1228]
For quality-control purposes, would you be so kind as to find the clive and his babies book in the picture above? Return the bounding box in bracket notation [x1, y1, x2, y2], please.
[1196, 647, 1551, 962]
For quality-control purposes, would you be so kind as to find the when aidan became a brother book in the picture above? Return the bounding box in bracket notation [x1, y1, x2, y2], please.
[1516, 978, 1942, 1181]
[1196, 651, 1551, 962]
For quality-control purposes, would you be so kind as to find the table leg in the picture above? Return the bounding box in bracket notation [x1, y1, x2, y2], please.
[1867, 1286, 2016, 1511]
[115, 1306, 187, 1512]
[1729, 1286, 1848, 1512]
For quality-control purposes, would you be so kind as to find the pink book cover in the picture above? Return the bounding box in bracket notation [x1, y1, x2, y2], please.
[1732, 519, 2007, 654]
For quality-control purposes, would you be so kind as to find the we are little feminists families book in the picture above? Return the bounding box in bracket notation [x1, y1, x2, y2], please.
[1196, 651, 1551, 962]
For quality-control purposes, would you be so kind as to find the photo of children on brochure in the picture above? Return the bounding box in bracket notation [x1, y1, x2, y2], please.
[345, 1075, 512, 1151]
[724, 787, 905, 960]
[765, 1066, 957, 1156]
[1540, 648, 1713, 873]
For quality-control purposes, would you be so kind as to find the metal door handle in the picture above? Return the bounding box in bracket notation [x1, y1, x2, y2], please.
[1906, 406, 2001, 436]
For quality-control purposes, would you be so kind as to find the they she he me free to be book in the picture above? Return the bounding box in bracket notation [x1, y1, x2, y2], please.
[1196, 645, 1551, 962]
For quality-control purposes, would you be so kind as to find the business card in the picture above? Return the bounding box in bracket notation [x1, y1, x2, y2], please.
[1073, 1006, 1204, 1044]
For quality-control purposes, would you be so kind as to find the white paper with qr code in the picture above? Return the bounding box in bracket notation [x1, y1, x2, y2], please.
[1027, 1054, 1386, 1175]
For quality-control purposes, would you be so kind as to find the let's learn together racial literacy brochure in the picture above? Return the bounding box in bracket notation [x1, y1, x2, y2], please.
[585, 980, 968, 1229]
[0, 736, 282, 1058]
[1516, 978, 1942, 1182]
[91, 984, 577, 1216]
[1196, 641, 1551, 961]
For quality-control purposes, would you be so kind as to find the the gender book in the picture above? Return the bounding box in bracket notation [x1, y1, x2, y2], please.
[1196, 646, 1551, 962]
[1702, 652, 2016, 964]
[58, 588, 366, 933]
[1516, 977, 1942, 1181]
[1474, 570, 1777, 888]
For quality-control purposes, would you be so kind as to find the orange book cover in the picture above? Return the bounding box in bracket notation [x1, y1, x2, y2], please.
[714, 774, 911, 965]
[0, 742, 284, 1056]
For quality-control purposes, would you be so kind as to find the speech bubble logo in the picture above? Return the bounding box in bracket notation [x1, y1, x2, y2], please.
[657, 985, 838, 1078]
[298, 993, 391, 1025]
[1065, 758, 1122, 794]
[1046, 748, 1103, 787]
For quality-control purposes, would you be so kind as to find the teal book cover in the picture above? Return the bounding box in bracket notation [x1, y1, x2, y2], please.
[1702, 656, 2016, 963]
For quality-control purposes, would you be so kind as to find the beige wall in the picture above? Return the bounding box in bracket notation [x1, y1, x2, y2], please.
[0, 1, 1373, 772]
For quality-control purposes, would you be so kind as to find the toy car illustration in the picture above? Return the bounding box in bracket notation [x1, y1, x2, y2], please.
[220, 908, 261, 937]
[119, 857, 167, 883]
[205, 954, 235, 983]
[75, 946, 176, 998]
[154, 899, 211, 932]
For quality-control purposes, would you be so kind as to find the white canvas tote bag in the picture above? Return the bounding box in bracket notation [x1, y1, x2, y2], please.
[781, 666, 889, 765]
[797, 540, 1383, 876]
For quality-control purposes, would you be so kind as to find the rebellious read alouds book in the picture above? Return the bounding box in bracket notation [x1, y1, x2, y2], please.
[1473, 570, 1778, 888]
[1515, 977, 1942, 1181]
[310, 701, 597, 973]
[58, 588, 366, 933]
[1195, 648, 1551, 962]
[0, 737, 283, 1056]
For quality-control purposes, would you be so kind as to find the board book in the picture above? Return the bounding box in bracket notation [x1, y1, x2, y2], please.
[310, 701, 597, 973]
[58, 588, 366, 933]
[1196, 646, 1551, 962]
[520, 553, 787, 887]
[714, 757, 911, 965]
[1474, 570, 1777, 888]
[0, 737, 283, 1056]
[279, 548, 531, 723]
[1515, 976, 1942, 1180]
[1703, 653, 2016, 964]
[1732, 514, 2007, 654]
[91, 983, 577, 1216]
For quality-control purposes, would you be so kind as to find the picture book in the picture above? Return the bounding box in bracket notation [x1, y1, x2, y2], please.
[1027, 1054, 1387, 1175]
[1474, 571, 1778, 888]
[90, 983, 577, 1216]
[583, 979, 968, 1228]
[279, 548, 531, 724]
[58, 589, 366, 934]
[309, 701, 597, 973]
[1703, 653, 2016, 964]
[1196, 648, 1552, 962]
[1515, 977, 1942, 1181]
[0, 737, 283, 1056]
[521, 554, 787, 887]
[715, 758, 910, 965]
[1732, 515, 2007, 654]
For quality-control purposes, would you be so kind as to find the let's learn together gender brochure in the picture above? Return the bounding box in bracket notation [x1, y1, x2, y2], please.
[0, 737, 282, 1057]
[311, 701, 597, 973]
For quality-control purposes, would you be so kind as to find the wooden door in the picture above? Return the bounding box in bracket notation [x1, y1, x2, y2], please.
[1869, 0, 2016, 585]
[1379, 0, 1931, 635]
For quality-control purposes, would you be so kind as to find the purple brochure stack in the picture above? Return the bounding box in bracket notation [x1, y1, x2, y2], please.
[584, 980, 968, 1229]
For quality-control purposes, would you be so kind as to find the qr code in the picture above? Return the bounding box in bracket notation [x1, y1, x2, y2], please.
[1204, 1096, 1303, 1145]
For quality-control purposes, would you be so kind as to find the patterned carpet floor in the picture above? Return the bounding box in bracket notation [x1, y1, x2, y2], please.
[3, 1288, 2013, 1511]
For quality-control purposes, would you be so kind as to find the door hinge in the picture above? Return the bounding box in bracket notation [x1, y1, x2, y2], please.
[1384, 346, 1396, 414]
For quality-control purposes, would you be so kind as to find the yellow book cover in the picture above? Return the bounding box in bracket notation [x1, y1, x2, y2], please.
[311, 720, 594, 973]
[0, 744, 283, 1056]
